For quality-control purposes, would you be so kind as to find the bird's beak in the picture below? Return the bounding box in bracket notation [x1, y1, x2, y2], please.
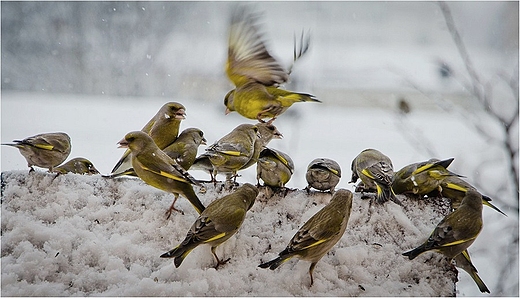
[118, 138, 129, 148]
[201, 138, 207, 145]
[175, 109, 186, 120]
[274, 131, 283, 139]
[225, 108, 231, 115]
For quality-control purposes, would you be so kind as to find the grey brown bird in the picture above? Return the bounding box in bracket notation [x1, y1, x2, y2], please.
[258, 189, 353, 286]
[160, 183, 258, 268]
[403, 190, 483, 261]
[304, 158, 342, 193]
[3, 132, 71, 172]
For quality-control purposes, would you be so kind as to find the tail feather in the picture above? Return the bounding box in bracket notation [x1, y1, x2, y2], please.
[402, 245, 426, 260]
[160, 245, 195, 268]
[482, 196, 507, 216]
[183, 186, 206, 215]
[468, 270, 490, 293]
[258, 256, 287, 270]
[376, 184, 402, 206]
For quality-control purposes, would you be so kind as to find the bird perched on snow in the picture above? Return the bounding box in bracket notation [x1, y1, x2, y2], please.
[350, 148, 400, 205]
[256, 147, 294, 188]
[162, 128, 207, 171]
[391, 158, 463, 197]
[437, 176, 506, 216]
[53, 157, 100, 175]
[117, 131, 205, 218]
[258, 189, 353, 286]
[197, 124, 260, 183]
[239, 122, 283, 171]
[160, 183, 258, 268]
[453, 249, 490, 293]
[109, 102, 186, 178]
[224, 6, 319, 123]
[304, 158, 342, 193]
[2, 132, 71, 172]
[402, 189, 483, 261]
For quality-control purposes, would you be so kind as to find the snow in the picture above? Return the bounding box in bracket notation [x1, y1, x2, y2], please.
[2, 170, 458, 296]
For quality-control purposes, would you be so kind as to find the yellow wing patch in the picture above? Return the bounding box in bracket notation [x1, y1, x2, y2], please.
[205, 233, 227, 243]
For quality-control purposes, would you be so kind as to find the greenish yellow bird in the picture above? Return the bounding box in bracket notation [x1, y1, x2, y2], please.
[437, 176, 506, 216]
[304, 158, 342, 193]
[453, 249, 490, 293]
[350, 148, 400, 205]
[162, 128, 207, 171]
[256, 147, 294, 188]
[160, 183, 258, 268]
[53, 157, 100, 175]
[3, 132, 71, 172]
[402, 190, 483, 261]
[258, 189, 353, 286]
[118, 131, 205, 218]
[109, 102, 186, 177]
[200, 124, 260, 183]
[392, 158, 462, 196]
[224, 6, 319, 123]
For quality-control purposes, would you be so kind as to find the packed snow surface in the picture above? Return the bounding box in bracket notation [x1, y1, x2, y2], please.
[2, 170, 458, 296]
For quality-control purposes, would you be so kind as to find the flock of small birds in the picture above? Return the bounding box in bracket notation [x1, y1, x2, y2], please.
[2, 6, 506, 293]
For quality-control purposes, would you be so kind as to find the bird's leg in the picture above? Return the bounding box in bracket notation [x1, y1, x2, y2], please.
[165, 194, 184, 219]
[266, 117, 277, 125]
[211, 246, 230, 270]
[309, 262, 317, 286]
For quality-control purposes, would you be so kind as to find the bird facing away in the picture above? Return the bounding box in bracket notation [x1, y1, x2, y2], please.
[256, 147, 294, 188]
[224, 6, 319, 123]
[258, 189, 353, 286]
[162, 128, 207, 171]
[160, 183, 259, 268]
[402, 190, 483, 261]
[350, 148, 400, 205]
[109, 102, 186, 177]
[53, 157, 100, 175]
[3, 132, 71, 172]
[391, 158, 463, 197]
[304, 158, 342, 193]
[118, 131, 205, 218]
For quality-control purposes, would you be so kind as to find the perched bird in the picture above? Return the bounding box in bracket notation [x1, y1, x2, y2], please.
[163, 128, 207, 170]
[53, 157, 100, 175]
[239, 122, 283, 171]
[256, 147, 294, 188]
[350, 149, 400, 205]
[437, 176, 506, 216]
[160, 183, 258, 268]
[224, 6, 319, 123]
[118, 131, 205, 218]
[391, 158, 463, 197]
[199, 124, 260, 183]
[109, 102, 186, 177]
[304, 158, 342, 193]
[453, 250, 490, 293]
[402, 190, 483, 261]
[258, 189, 353, 286]
[2, 132, 71, 172]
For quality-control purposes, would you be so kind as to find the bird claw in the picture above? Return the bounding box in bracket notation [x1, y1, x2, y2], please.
[165, 206, 184, 219]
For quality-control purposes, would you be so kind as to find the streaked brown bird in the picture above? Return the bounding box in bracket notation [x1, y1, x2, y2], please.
[259, 189, 353, 286]
[2, 132, 71, 172]
[53, 157, 100, 175]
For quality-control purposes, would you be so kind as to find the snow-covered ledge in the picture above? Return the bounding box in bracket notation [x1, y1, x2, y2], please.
[1, 171, 457, 296]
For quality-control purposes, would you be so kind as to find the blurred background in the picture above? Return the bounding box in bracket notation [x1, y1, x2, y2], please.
[1, 1, 518, 296]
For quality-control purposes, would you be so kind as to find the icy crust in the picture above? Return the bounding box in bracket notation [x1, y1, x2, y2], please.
[1, 170, 456, 296]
